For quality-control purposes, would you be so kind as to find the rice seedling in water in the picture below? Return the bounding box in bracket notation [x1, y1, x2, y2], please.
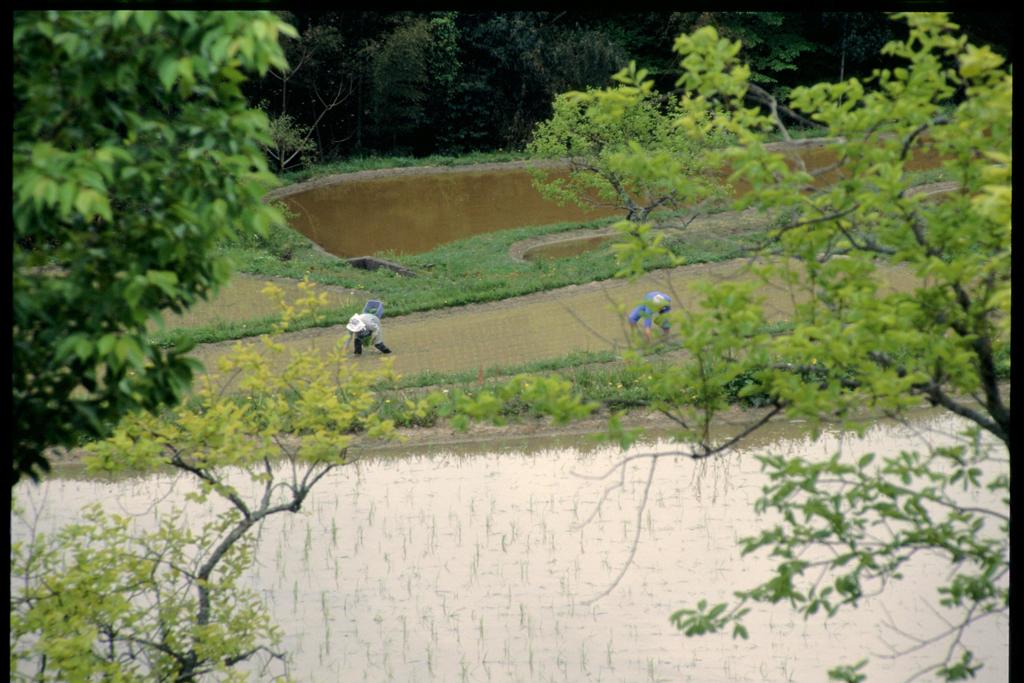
[303, 523, 312, 562]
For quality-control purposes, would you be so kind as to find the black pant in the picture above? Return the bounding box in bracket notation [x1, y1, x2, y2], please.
[355, 337, 391, 354]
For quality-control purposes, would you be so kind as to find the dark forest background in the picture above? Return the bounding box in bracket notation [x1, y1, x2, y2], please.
[244, 11, 1012, 169]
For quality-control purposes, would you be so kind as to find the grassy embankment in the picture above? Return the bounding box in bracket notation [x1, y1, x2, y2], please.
[152, 150, 766, 350]
[156, 153, 988, 426]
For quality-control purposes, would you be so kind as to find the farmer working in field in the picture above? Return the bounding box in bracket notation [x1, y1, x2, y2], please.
[346, 302, 391, 355]
[627, 291, 672, 341]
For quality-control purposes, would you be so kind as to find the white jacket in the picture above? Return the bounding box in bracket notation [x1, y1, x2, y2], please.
[348, 313, 383, 345]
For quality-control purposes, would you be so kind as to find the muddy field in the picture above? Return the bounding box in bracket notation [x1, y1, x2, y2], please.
[188, 256, 920, 390]
[154, 273, 362, 332]
[181, 164, 957, 436]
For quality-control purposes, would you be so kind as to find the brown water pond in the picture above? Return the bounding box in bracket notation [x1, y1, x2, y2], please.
[272, 140, 946, 260]
[522, 233, 616, 261]
[275, 164, 616, 259]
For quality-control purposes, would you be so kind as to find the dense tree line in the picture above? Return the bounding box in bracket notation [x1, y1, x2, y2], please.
[246, 11, 1011, 168]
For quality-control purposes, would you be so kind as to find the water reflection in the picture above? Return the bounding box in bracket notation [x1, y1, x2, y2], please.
[13, 409, 1007, 682]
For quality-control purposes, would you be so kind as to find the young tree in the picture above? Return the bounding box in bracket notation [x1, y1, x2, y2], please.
[473, 11, 1010, 680]
[12, 10, 297, 483]
[526, 82, 732, 225]
[262, 18, 355, 171]
[260, 109, 320, 173]
[9, 284, 394, 681]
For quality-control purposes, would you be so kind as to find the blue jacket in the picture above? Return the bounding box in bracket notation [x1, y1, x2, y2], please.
[628, 291, 672, 329]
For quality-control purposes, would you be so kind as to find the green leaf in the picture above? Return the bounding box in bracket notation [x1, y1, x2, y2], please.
[133, 11, 159, 35]
[114, 336, 145, 371]
[157, 58, 179, 92]
[73, 188, 112, 222]
[177, 56, 195, 85]
[54, 334, 92, 363]
[828, 659, 868, 683]
[97, 334, 117, 357]
[123, 277, 146, 309]
[146, 270, 179, 296]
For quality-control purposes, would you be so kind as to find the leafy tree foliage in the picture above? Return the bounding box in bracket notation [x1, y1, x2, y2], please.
[12, 10, 296, 483]
[244, 11, 1010, 161]
[10, 285, 393, 681]
[251, 11, 630, 157]
[461, 13, 630, 150]
[527, 81, 731, 223]
[368, 17, 439, 152]
[514, 11, 1010, 680]
[12, 504, 284, 682]
[815, 12, 905, 83]
[10, 283, 596, 681]
[690, 12, 819, 96]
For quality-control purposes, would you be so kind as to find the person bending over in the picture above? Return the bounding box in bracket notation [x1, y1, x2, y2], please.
[627, 291, 672, 341]
[346, 313, 391, 354]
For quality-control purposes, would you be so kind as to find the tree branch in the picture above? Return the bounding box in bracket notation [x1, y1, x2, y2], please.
[745, 82, 828, 132]
[168, 448, 251, 521]
[913, 380, 1007, 445]
[900, 116, 948, 162]
[582, 455, 658, 605]
[771, 204, 860, 238]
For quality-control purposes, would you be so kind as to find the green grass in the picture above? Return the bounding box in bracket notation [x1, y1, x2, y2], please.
[277, 150, 532, 186]
[368, 336, 1010, 428]
[149, 157, 954, 351]
[153, 203, 761, 348]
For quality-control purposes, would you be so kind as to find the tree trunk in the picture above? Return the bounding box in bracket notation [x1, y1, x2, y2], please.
[839, 15, 847, 82]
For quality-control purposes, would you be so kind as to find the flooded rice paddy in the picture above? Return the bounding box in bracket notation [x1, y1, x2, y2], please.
[13, 408, 1007, 682]
[271, 140, 945, 260]
[276, 166, 615, 259]
[522, 233, 616, 262]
